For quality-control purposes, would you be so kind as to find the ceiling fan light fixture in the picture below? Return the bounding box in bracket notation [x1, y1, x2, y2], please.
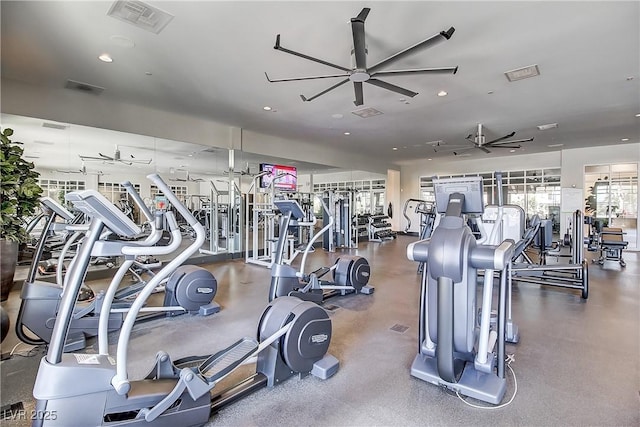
[504, 64, 540, 82]
[437, 90, 448, 97]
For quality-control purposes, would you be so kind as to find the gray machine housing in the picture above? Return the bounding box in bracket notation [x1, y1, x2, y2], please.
[408, 177, 514, 405]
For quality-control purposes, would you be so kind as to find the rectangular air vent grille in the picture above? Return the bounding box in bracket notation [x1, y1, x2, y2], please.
[504, 64, 540, 82]
[42, 122, 68, 130]
[65, 79, 105, 95]
[108, 1, 174, 34]
[352, 107, 383, 118]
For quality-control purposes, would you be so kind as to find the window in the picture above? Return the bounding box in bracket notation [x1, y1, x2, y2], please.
[38, 179, 86, 207]
[419, 169, 561, 223]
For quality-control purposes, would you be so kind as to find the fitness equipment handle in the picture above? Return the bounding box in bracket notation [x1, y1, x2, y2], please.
[300, 195, 334, 277]
[121, 180, 153, 222]
[121, 212, 181, 256]
[147, 174, 199, 227]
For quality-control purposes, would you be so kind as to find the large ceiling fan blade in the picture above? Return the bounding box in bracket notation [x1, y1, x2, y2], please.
[265, 72, 349, 83]
[366, 78, 417, 98]
[79, 155, 109, 161]
[353, 82, 364, 106]
[486, 132, 516, 145]
[490, 137, 535, 146]
[300, 78, 350, 102]
[368, 27, 455, 73]
[489, 144, 522, 149]
[351, 8, 370, 70]
[372, 66, 458, 78]
[127, 159, 152, 165]
[273, 34, 351, 72]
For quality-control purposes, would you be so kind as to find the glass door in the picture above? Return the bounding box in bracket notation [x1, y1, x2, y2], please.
[585, 163, 638, 249]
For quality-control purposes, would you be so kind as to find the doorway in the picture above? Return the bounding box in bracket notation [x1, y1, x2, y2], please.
[584, 163, 638, 249]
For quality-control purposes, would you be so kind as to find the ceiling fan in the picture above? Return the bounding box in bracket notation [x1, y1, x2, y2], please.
[56, 161, 104, 176]
[437, 123, 534, 155]
[223, 163, 256, 177]
[265, 7, 458, 106]
[79, 145, 152, 165]
[170, 170, 204, 183]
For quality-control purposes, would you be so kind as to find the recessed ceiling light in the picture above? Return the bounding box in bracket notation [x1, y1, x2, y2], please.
[621, 138, 629, 142]
[263, 106, 272, 111]
[537, 123, 558, 131]
[437, 90, 448, 97]
[145, 71, 152, 76]
[344, 132, 351, 135]
[510, 149, 516, 153]
[635, 113, 640, 117]
[547, 143, 564, 148]
[427, 158, 432, 161]
[392, 147, 398, 150]
[98, 53, 113, 63]
[487, 90, 494, 95]
[331, 113, 343, 119]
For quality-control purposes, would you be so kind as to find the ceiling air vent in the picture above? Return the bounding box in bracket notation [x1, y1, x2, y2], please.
[42, 122, 68, 130]
[65, 79, 105, 95]
[537, 123, 558, 131]
[108, 1, 174, 34]
[504, 64, 540, 82]
[351, 107, 383, 118]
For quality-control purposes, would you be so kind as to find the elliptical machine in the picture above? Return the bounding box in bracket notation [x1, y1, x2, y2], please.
[269, 198, 373, 303]
[16, 183, 219, 352]
[32, 174, 338, 426]
[407, 176, 515, 405]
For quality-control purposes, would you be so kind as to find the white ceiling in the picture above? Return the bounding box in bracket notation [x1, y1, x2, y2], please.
[1, 1, 639, 169]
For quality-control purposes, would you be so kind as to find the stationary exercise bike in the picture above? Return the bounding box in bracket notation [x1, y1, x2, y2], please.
[32, 174, 338, 426]
[407, 176, 515, 405]
[269, 198, 373, 303]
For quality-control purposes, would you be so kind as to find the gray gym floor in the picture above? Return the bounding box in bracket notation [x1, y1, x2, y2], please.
[1, 235, 638, 426]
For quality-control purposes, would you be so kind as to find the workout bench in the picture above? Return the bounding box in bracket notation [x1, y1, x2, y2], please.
[596, 227, 628, 267]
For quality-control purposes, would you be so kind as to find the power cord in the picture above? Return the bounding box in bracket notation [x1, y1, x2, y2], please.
[7, 342, 40, 358]
[456, 353, 518, 409]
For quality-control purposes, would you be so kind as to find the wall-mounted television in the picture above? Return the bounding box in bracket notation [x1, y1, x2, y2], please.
[260, 163, 297, 191]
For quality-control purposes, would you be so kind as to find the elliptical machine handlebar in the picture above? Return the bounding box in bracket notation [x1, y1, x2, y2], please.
[121, 212, 181, 256]
[299, 195, 334, 277]
[147, 173, 201, 228]
[121, 181, 153, 222]
[113, 175, 207, 395]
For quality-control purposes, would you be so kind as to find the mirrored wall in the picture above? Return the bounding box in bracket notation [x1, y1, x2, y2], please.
[1, 113, 387, 268]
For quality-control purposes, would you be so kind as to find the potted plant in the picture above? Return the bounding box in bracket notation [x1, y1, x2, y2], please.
[1, 127, 43, 301]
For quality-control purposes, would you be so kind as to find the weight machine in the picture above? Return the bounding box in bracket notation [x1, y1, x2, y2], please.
[321, 190, 359, 252]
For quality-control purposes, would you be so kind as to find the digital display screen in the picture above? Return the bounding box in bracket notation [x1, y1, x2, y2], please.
[260, 163, 297, 191]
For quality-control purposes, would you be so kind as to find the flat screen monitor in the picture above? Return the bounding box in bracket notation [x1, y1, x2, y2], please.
[260, 163, 297, 191]
[433, 176, 484, 215]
